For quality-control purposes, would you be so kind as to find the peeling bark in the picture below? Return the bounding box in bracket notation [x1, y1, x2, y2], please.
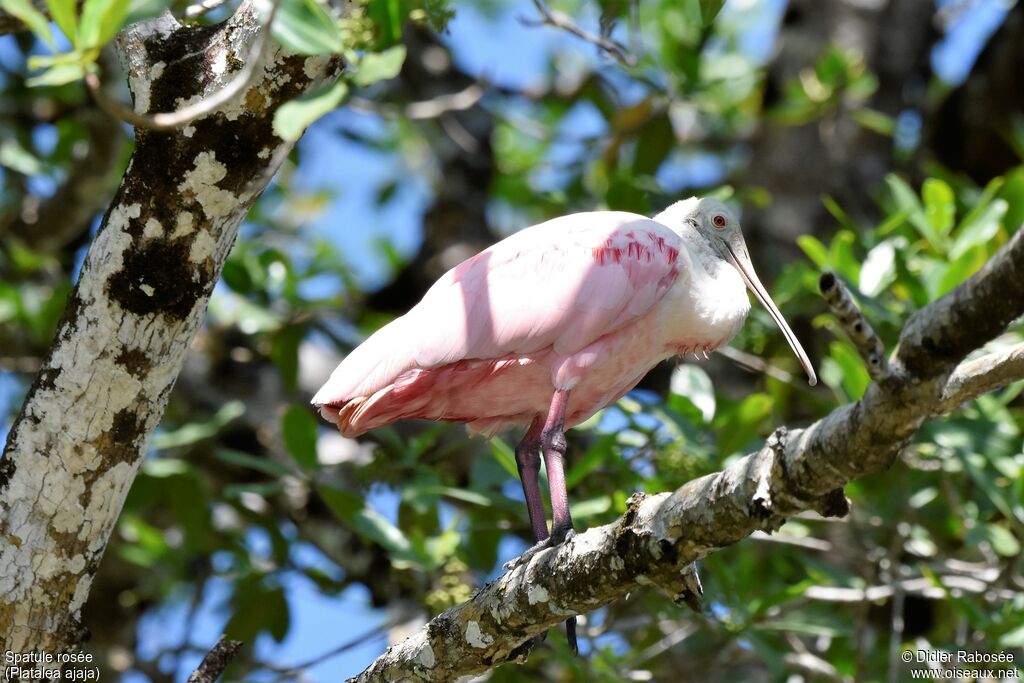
[0, 3, 343, 652]
[350, 229, 1024, 682]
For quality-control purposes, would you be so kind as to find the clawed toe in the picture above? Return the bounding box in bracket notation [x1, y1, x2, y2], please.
[502, 528, 576, 571]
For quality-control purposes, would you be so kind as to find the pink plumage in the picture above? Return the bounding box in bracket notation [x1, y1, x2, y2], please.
[312, 211, 694, 437]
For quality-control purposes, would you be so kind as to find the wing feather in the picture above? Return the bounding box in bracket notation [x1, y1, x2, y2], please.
[312, 211, 684, 406]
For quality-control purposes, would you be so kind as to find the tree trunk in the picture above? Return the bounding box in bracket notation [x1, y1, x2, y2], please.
[0, 3, 342, 652]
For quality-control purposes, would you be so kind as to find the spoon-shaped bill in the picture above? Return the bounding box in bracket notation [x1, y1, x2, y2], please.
[725, 245, 818, 386]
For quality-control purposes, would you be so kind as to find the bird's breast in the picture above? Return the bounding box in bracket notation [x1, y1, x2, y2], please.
[656, 258, 750, 353]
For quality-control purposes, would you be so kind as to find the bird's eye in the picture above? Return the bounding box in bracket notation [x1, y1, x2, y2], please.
[712, 214, 727, 229]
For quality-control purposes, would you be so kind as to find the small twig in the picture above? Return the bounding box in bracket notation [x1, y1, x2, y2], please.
[524, 0, 636, 66]
[184, 0, 234, 20]
[819, 272, 893, 382]
[187, 636, 243, 683]
[86, 0, 280, 131]
[715, 344, 799, 388]
[939, 341, 1024, 409]
[803, 575, 1016, 603]
[347, 83, 486, 121]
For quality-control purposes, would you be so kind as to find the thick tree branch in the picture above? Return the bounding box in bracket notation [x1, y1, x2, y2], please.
[896, 228, 1024, 378]
[350, 230, 1024, 682]
[939, 341, 1024, 409]
[0, 1, 343, 651]
[187, 636, 242, 683]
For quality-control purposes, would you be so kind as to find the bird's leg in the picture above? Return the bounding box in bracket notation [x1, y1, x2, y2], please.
[540, 389, 579, 653]
[515, 417, 549, 544]
[540, 389, 575, 544]
[501, 392, 580, 652]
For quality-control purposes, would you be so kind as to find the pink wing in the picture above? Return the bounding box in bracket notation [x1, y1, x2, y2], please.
[312, 211, 684, 413]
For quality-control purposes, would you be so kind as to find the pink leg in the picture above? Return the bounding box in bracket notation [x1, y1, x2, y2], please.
[541, 389, 578, 654]
[540, 389, 575, 542]
[515, 417, 549, 543]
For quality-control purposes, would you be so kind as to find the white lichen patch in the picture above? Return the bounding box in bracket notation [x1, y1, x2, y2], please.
[413, 641, 435, 668]
[527, 585, 549, 605]
[257, 147, 271, 159]
[209, 48, 228, 77]
[303, 55, 332, 80]
[464, 621, 494, 649]
[183, 125, 196, 138]
[172, 211, 195, 239]
[143, 217, 162, 239]
[178, 152, 237, 220]
[190, 230, 216, 264]
[149, 61, 165, 82]
[140, 284, 155, 296]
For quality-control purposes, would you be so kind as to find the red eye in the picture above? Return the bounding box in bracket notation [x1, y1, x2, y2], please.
[712, 214, 727, 229]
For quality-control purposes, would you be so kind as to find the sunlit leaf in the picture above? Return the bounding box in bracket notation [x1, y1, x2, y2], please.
[273, 79, 348, 142]
[353, 45, 407, 87]
[151, 401, 245, 449]
[257, 0, 343, 55]
[281, 405, 319, 469]
[0, 0, 54, 46]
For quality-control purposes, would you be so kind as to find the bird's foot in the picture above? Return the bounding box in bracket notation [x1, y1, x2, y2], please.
[503, 528, 577, 572]
[565, 615, 579, 655]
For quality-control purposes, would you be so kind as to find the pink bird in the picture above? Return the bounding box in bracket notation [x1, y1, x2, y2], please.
[312, 197, 816, 650]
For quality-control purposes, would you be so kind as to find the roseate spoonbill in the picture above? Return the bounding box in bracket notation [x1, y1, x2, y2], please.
[312, 197, 816, 651]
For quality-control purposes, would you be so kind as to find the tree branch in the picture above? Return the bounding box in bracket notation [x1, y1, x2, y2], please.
[0, 0, 344, 651]
[349, 230, 1024, 682]
[85, 1, 281, 131]
[187, 636, 243, 683]
[523, 0, 636, 66]
[819, 272, 892, 382]
[939, 340, 1024, 409]
[896, 228, 1024, 378]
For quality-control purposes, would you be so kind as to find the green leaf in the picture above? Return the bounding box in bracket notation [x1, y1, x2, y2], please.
[258, 0, 343, 56]
[215, 448, 293, 477]
[697, 0, 724, 26]
[151, 401, 245, 449]
[983, 523, 1021, 557]
[45, 0, 77, 43]
[922, 178, 956, 237]
[78, 0, 131, 48]
[851, 108, 895, 136]
[566, 435, 616, 490]
[141, 458, 192, 478]
[570, 495, 612, 519]
[281, 405, 318, 469]
[828, 341, 870, 400]
[353, 45, 407, 87]
[0, 139, 45, 175]
[951, 198, 1007, 258]
[318, 484, 363, 521]
[404, 484, 493, 508]
[858, 239, 896, 296]
[669, 364, 715, 423]
[490, 437, 519, 479]
[273, 79, 348, 142]
[353, 507, 412, 555]
[796, 235, 829, 269]
[886, 174, 942, 252]
[0, 0, 54, 46]
[26, 62, 88, 87]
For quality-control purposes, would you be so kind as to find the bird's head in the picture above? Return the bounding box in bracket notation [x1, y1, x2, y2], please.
[656, 197, 818, 386]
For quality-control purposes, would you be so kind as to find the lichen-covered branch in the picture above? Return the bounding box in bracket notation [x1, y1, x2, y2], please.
[351, 231, 1024, 683]
[0, 2, 343, 651]
[940, 341, 1024, 410]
